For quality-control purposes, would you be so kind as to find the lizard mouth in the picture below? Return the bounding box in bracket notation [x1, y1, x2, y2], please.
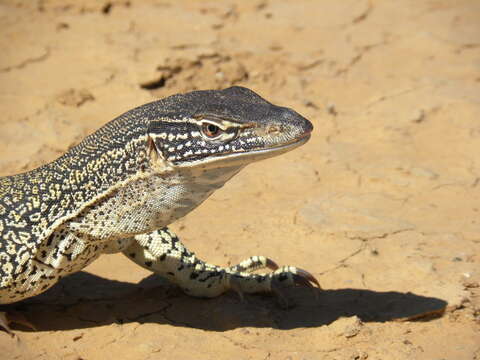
[177, 131, 311, 167]
[251, 131, 311, 154]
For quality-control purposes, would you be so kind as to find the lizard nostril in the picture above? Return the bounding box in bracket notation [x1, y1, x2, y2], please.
[266, 125, 281, 135]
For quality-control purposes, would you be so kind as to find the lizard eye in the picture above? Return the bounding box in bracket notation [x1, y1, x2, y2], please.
[202, 122, 222, 138]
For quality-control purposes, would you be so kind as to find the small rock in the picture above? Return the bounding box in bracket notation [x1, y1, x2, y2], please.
[57, 89, 94, 107]
[411, 109, 425, 123]
[463, 280, 479, 289]
[350, 350, 368, 360]
[327, 103, 337, 116]
[332, 316, 363, 338]
[304, 100, 319, 109]
[409, 167, 438, 180]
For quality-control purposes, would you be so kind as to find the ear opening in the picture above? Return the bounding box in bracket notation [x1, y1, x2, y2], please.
[146, 134, 173, 172]
[147, 134, 158, 159]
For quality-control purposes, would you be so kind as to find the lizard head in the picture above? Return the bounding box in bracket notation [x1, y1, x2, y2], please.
[146, 86, 313, 169]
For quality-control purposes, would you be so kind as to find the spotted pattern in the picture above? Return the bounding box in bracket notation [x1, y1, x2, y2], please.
[0, 108, 150, 301]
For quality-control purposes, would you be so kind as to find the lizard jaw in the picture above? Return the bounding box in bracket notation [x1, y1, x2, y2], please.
[176, 132, 311, 169]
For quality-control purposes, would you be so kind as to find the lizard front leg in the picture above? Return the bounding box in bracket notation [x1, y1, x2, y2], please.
[122, 228, 320, 301]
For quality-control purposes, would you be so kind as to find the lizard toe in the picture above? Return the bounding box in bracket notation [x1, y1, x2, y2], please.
[0, 312, 13, 336]
[227, 256, 280, 273]
[0, 311, 36, 337]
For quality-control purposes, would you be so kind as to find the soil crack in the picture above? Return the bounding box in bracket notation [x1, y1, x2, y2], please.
[0, 47, 51, 73]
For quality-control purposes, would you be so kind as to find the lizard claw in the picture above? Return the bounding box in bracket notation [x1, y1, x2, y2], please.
[270, 266, 321, 308]
[293, 268, 321, 289]
[265, 258, 280, 271]
[0, 311, 36, 337]
[229, 276, 246, 302]
[0, 312, 13, 336]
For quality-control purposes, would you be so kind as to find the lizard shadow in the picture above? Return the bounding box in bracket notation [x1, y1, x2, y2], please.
[13, 271, 447, 332]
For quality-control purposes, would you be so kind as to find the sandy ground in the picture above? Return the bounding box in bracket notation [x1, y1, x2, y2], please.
[1, 0, 479, 359]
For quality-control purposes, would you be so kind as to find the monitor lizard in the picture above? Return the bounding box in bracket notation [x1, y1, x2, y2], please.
[0, 86, 319, 335]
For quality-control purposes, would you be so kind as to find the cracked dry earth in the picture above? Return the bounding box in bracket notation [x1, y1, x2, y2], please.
[1, 0, 480, 359]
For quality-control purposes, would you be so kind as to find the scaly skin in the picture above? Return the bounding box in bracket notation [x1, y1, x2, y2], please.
[0, 86, 317, 335]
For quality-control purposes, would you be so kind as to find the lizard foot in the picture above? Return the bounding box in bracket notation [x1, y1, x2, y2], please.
[0, 311, 36, 336]
[123, 229, 320, 302]
[227, 265, 320, 307]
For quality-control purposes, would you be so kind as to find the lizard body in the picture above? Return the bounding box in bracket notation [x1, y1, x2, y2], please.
[0, 87, 317, 332]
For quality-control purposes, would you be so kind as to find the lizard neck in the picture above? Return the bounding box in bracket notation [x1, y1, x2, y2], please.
[62, 164, 245, 241]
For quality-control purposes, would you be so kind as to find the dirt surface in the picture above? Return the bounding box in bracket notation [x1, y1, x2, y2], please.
[1, 0, 480, 359]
